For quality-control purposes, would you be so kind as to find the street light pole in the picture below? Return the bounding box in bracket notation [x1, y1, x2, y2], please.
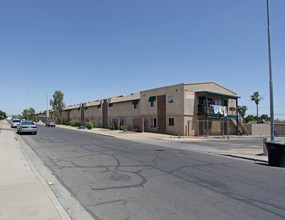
[46, 93, 49, 121]
[266, 0, 274, 141]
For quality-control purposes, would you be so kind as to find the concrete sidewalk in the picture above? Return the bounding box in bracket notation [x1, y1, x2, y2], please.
[0, 120, 71, 220]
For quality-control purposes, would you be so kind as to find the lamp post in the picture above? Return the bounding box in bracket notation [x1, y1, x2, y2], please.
[38, 90, 49, 122]
[45, 93, 49, 121]
[266, 0, 274, 141]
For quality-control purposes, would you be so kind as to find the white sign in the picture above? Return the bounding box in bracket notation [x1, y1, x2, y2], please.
[185, 91, 195, 99]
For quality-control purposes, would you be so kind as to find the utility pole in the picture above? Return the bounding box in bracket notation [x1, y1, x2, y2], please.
[266, 0, 274, 141]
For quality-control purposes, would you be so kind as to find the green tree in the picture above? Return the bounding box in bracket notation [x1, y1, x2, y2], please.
[237, 105, 247, 120]
[260, 114, 270, 121]
[250, 91, 263, 123]
[244, 114, 257, 123]
[22, 107, 35, 120]
[50, 90, 65, 123]
[22, 109, 29, 119]
[0, 110, 7, 119]
[13, 114, 23, 119]
[28, 107, 35, 120]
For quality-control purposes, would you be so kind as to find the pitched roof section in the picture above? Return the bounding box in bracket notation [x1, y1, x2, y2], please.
[110, 92, 140, 104]
[64, 103, 81, 110]
[62, 92, 140, 110]
[85, 100, 101, 107]
[184, 81, 237, 95]
[140, 81, 236, 96]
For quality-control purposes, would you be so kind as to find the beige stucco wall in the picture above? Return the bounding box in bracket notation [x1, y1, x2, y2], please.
[140, 84, 185, 116]
[140, 84, 184, 134]
[108, 101, 141, 129]
[251, 124, 270, 136]
[84, 105, 102, 120]
[69, 108, 81, 120]
[184, 82, 237, 96]
[109, 101, 141, 118]
[184, 82, 237, 116]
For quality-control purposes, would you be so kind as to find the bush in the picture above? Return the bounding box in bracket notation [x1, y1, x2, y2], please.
[70, 120, 81, 127]
[64, 121, 71, 125]
[120, 124, 128, 131]
[91, 120, 98, 128]
[109, 123, 117, 130]
[131, 128, 141, 132]
[84, 122, 93, 130]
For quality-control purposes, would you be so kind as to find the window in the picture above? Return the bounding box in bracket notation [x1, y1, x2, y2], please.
[132, 100, 139, 109]
[149, 96, 156, 107]
[169, 118, 174, 126]
[199, 97, 212, 105]
[109, 103, 113, 110]
[151, 118, 157, 127]
[78, 107, 80, 111]
[168, 96, 174, 103]
[98, 104, 101, 112]
[85, 107, 88, 111]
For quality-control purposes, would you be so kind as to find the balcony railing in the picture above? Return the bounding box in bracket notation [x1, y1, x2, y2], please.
[198, 104, 228, 116]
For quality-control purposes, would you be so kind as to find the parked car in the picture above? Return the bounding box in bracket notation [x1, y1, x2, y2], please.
[17, 121, 37, 135]
[45, 120, 56, 127]
[11, 119, 21, 128]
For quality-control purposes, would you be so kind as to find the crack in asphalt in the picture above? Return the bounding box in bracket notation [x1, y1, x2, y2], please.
[22, 127, 285, 220]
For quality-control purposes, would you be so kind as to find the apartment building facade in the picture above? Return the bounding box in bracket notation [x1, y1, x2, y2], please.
[35, 82, 240, 136]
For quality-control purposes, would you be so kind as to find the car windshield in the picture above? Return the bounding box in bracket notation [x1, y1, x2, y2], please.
[22, 122, 34, 125]
[13, 120, 21, 122]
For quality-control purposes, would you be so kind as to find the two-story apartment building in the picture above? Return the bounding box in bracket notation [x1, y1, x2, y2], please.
[35, 82, 240, 136]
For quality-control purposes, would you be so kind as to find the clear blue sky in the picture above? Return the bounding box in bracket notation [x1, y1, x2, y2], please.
[1, 0, 284, 119]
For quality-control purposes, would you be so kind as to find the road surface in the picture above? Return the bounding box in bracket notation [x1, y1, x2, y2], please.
[20, 125, 285, 220]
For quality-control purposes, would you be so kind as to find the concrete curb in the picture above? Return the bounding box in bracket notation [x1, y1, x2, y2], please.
[219, 153, 268, 163]
[17, 131, 96, 220]
[17, 136, 72, 220]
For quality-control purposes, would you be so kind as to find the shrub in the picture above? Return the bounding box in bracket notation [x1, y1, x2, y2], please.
[84, 122, 93, 130]
[64, 121, 71, 125]
[120, 124, 128, 131]
[131, 128, 141, 132]
[109, 123, 117, 130]
[91, 120, 98, 128]
[70, 120, 81, 127]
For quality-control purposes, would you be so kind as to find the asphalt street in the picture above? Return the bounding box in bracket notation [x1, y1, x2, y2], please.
[20, 125, 285, 220]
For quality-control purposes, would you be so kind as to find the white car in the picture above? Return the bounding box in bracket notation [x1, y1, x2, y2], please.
[11, 119, 21, 128]
[17, 121, 37, 135]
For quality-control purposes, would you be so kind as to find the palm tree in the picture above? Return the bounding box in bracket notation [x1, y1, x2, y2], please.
[250, 91, 263, 123]
[237, 105, 247, 122]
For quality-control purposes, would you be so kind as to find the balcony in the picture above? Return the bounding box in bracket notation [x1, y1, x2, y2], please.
[198, 104, 229, 116]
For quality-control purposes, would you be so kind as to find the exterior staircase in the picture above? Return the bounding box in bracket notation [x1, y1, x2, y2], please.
[230, 118, 251, 135]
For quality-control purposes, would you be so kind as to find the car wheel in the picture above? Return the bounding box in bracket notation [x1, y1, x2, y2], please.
[34, 132, 37, 135]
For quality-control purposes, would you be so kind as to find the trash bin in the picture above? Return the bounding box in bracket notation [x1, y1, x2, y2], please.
[79, 125, 86, 129]
[265, 141, 285, 167]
